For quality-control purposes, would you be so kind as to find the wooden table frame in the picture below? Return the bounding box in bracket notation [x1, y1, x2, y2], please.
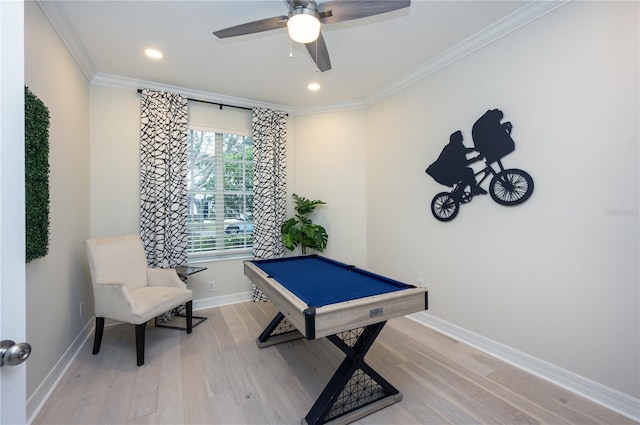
[244, 259, 428, 425]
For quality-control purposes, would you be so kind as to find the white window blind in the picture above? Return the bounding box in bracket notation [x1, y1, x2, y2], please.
[186, 128, 253, 258]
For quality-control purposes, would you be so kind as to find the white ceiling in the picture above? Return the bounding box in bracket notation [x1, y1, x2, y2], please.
[41, 1, 547, 111]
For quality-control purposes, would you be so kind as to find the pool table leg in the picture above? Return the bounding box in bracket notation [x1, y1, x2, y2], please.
[303, 321, 402, 425]
[256, 312, 304, 348]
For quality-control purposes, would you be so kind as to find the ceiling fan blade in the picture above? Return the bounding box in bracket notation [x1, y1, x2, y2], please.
[305, 32, 331, 72]
[318, 0, 410, 24]
[213, 15, 288, 38]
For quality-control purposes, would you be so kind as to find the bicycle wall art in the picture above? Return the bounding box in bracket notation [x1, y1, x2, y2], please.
[425, 109, 534, 222]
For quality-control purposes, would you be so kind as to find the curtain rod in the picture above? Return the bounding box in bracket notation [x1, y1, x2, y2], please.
[136, 88, 253, 112]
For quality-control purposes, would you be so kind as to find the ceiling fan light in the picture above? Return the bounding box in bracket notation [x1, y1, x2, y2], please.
[287, 8, 321, 44]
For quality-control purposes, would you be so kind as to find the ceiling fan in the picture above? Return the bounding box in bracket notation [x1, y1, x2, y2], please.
[213, 0, 411, 72]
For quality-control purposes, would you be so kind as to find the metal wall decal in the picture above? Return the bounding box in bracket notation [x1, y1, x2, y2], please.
[425, 109, 534, 221]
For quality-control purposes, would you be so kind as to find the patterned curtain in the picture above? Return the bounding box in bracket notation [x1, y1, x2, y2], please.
[252, 108, 288, 301]
[139, 88, 188, 268]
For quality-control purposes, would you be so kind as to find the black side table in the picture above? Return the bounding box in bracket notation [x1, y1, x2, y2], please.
[174, 265, 206, 281]
[155, 266, 208, 330]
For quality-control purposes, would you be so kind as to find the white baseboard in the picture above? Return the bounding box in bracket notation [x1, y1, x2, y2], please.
[409, 311, 640, 423]
[193, 290, 253, 311]
[26, 318, 94, 424]
[30, 299, 637, 424]
[25, 291, 253, 424]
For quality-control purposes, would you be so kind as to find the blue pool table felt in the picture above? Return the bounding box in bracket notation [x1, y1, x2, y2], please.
[253, 256, 412, 307]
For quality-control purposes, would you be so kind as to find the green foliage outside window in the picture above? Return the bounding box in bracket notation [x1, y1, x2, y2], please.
[187, 129, 253, 254]
[25, 86, 50, 262]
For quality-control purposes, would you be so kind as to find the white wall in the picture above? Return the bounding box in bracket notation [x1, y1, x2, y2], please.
[89, 85, 287, 300]
[24, 2, 91, 398]
[86, 1, 639, 400]
[290, 110, 368, 265]
[89, 86, 140, 237]
[365, 1, 638, 398]
[88, 86, 370, 297]
[24, 0, 637, 413]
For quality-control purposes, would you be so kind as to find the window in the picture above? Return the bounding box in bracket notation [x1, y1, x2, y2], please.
[186, 128, 253, 259]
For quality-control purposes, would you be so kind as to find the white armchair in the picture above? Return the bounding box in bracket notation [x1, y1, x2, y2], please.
[85, 234, 193, 366]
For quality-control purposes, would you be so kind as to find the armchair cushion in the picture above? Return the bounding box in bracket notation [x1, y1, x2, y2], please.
[128, 286, 193, 324]
[147, 268, 186, 288]
[85, 234, 193, 324]
[85, 234, 194, 366]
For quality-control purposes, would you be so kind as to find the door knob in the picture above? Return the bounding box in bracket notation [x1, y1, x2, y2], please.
[0, 340, 32, 367]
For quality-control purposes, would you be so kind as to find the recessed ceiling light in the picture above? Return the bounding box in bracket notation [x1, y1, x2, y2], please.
[308, 83, 321, 91]
[144, 48, 163, 59]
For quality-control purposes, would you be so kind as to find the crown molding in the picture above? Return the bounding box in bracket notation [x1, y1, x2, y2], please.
[364, 0, 570, 107]
[38, 0, 569, 115]
[36, 0, 96, 82]
[291, 100, 366, 116]
[91, 73, 293, 115]
[91, 72, 357, 117]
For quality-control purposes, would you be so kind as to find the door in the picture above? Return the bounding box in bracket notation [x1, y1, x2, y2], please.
[0, 1, 28, 424]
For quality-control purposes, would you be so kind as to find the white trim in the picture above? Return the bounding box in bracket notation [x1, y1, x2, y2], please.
[91, 73, 293, 115]
[25, 291, 252, 424]
[40, 0, 569, 116]
[193, 291, 253, 311]
[36, 0, 95, 82]
[291, 100, 366, 117]
[364, 0, 569, 107]
[27, 299, 638, 423]
[409, 311, 640, 423]
[26, 318, 94, 425]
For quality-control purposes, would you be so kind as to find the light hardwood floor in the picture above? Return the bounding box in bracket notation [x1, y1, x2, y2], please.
[34, 301, 637, 425]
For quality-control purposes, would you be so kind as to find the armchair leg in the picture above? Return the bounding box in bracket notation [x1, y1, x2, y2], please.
[135, 322, 146, 366]
[93, 317, 105, 355]
[186, 301, 193, 334]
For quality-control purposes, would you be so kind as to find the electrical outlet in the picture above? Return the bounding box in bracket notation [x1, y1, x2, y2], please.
[79, 301, 85, 317]
[208, 282, 215, 292]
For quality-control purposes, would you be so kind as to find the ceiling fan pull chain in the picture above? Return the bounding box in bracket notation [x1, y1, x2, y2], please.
[213, 0, 411, 73]
[289, 35, 293, 58]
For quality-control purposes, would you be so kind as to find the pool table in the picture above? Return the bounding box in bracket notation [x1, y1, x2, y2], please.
[244, 255, 429, 425]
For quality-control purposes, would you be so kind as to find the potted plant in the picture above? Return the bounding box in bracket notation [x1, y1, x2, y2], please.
[281, 194, 328, 255]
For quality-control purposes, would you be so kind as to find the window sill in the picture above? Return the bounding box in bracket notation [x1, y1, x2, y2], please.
[188, 249, 253, 264]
